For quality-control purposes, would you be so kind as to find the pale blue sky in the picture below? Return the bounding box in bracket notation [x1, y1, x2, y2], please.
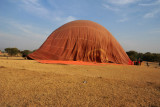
[0, 0, 160, 53]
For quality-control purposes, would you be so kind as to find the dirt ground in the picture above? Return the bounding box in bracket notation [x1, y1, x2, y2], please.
[0, 57, 160, 107]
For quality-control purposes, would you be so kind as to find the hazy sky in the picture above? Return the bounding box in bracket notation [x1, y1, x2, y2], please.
[0, 0, 160, 53]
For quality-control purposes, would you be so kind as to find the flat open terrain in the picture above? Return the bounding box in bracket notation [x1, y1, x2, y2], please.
[0, 57, 160, 107]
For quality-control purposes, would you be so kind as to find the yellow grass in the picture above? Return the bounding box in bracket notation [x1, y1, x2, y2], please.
[0, 57, 160, 107]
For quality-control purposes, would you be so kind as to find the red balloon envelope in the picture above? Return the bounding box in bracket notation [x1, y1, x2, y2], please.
[28, 20, 130, 64]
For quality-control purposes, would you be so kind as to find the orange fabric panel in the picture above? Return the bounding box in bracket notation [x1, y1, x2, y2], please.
[28, 20, 130, 64]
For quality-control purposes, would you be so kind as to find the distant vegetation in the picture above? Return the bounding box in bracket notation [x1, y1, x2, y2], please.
[1, 48, 160, 62]
[2, 48, 34, 58]
[5, 48, 20, 56]
[126, 51, 160, 62]
[21, 50, 32, 58]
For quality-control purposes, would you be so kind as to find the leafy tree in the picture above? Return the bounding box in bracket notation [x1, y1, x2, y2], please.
[126, 51, 138, 61]
[126, 51, 160, 62]
[143, 52, 153, 62]
[21, 50, 32, 58]
[137, 53, 143, 59]
[5, 48, 20, 56]
[152, 53, 160, 62]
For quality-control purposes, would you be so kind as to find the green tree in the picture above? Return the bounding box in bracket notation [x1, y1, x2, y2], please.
[152, 53, 160, 62]
[126, 51, 138, 61]
[21, 50, 32, 57]
[5, 48, 20, 56]
[126, 50, 160, 62]
[137, 53, 143, 59]
[143, 52, 153, 61]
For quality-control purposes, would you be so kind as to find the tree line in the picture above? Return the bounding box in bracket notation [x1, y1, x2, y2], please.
[1, 48, 160, 62]
[2, 48, 36, 58]
[126, 51, 160, 62]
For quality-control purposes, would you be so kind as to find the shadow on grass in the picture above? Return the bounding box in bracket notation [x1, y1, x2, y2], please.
[0, 66, 6, 68]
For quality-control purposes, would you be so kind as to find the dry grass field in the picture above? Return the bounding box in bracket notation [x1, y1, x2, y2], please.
[0, 57, 160, 107]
